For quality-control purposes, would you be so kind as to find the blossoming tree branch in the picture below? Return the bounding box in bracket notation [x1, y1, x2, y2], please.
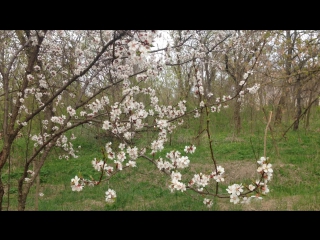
[0, 30, 273, 210]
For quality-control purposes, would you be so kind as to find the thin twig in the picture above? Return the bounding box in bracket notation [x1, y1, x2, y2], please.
[280, 96, 319, 140]
[264, 111, 272, 157]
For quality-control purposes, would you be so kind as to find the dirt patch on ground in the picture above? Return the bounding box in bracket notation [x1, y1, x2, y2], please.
[249, 195, 301, 211]
[81, 199, 106, 210]
[217, 194, 302, 211]
[188, 160, 309, 210]
[189, 160, 258, 184]
[189, 160, 301, 184]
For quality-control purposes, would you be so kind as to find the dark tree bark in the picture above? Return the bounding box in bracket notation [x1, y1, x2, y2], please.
[293, 76, 302, 130]
[274, 30, 296, 126]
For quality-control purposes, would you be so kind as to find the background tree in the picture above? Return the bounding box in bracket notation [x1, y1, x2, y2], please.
[261, 30, 320, 133]
[0, 30, 146, 210]
[221, 30, 269, 135]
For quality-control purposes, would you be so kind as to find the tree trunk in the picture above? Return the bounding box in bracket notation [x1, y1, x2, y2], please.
[234, 98, 241, 135]
[34, 148, 40, 211]
[293, 77, 302, 131]
[233, 82, 242, 135]
[0, 137, 14, 211]
[305, 90, 313, 129]
[17, 139, 53, 211]
[275, 31, 295, 127]
[274, 93, 285, 125]
[274, 78, 292, 127]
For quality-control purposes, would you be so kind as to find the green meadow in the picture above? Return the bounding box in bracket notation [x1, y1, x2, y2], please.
[2, 106, 320, 211]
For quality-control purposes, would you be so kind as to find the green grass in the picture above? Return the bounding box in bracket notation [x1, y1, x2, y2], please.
[2, 107, 320, 211]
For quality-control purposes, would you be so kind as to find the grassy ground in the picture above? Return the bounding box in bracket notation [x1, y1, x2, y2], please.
[2, 107, 320, 211]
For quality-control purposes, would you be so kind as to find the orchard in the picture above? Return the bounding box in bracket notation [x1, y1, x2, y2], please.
[1, 30, 319, 210]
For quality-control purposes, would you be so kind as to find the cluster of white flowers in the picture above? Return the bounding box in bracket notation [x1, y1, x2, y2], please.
[184, 144, 196, 154]
[66, 106, 76, 117]
[72, 141, 142, 194]
[247, 83, 260, 94]
[224, 156, 273, 205]
[71, 176, 84, 192]
[192, 71, 204, 97]
[227, 183, 244, 204]
[210, 166, 225, 182]
[169, 171, 186, 192]
[105, 189, 117, 203]
[51, 115, 66, 125]
[203, 198, 213, 208]
[239, 80, 246, 86]
[188, 172, 211, 191]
